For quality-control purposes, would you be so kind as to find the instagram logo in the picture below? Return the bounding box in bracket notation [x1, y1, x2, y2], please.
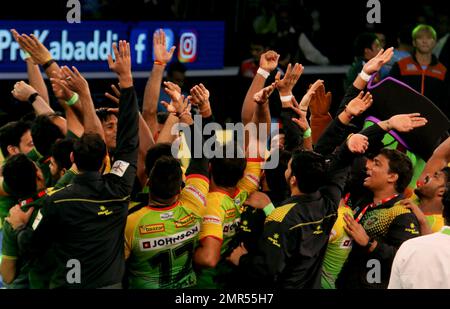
[178, 30, 197, 63]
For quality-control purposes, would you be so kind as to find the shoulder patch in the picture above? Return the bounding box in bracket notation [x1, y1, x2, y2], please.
[110, 160, 130, 177]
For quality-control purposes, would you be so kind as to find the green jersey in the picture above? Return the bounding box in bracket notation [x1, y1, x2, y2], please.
[1, 190, 55, 289]
[125, 175, 209, 289]
[321, 206, 353, 289]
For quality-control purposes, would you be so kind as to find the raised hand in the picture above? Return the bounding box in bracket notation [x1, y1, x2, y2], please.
[253, 82, 277, 105]
[298, 79, 323, 111]
[309, 82, 332, 116]
[10, 29, 33, 63]
[11, 81, 37, 101]
[259, 50, 280, 73]
[104, 84, 121, 105]
[189, 83, 210, 109]
[384, 113, 428, 132]
[59, 66, 90, 96]
[15, 32, 52, 65]
[275, 63, 304, 96]
[153, 29, 176, 64]
[346, 133, 369, 154]
[50, 75, 74, 102]
[291, 97, 310, 132]
[107, 40, 132, 87]
[244, 191, 272, 210]
[345, 91, 373, 117]
[363, 47, 394, 75]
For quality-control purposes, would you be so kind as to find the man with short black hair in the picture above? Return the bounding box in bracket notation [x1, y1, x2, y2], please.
[337, 148, 421, 289]
[0, 121, 34, 159]
[388, 184, 450, 288]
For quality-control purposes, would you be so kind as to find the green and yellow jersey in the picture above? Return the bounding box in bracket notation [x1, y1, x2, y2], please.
[321, 205, 353, 289]
[196, 159, 262, 288]
[125, 174, 209, 289]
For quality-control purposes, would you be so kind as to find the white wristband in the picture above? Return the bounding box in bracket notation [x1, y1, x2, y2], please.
[257, 67, 270, 79]
[280, 95, 293, 102]
[359, 70, 372, 82]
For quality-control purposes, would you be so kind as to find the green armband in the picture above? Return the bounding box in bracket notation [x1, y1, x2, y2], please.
[303, 128, 312, 138]
[263, 203, 275, 217]
[65, 93, 79, 106]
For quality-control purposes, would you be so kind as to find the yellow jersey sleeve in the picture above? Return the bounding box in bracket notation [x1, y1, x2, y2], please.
[199, 193, 226, 242]
[124, 210, 143, 260]
[179, 174, 210, 217]
[237, 159, 263, 194]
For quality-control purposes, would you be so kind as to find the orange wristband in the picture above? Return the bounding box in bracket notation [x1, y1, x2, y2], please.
[154, 60, 166, 66]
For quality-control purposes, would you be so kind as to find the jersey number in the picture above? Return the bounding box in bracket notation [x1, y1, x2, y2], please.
[149, 240, 195, 286]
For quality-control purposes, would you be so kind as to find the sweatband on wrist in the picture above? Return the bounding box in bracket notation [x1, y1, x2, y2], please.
[303, 128, 312, 138]
[280, 94, 293, 102]
[65, 93, 79, 106]
[359, 70, 372, 82]
[263, 203, 275, 217]
[22, 51, 31, 60]
[257, 67, 270, 79]
[154, 60, 166, 66]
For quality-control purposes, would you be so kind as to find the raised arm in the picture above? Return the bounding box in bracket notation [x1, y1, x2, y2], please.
[12, 28, 50, 104]
[418, 136, 450, 185]
[142, 29, 176, 136]
[58, 66, 105, 140]
[11, 81, 56, 116]
[241, 50, 280, 126]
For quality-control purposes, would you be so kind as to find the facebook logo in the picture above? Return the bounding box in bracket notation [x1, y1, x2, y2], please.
[152, 28, 174, 62]
[130, 28, 149, 65]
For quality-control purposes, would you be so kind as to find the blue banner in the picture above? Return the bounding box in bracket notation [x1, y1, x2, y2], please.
[0, 21, 224, 72]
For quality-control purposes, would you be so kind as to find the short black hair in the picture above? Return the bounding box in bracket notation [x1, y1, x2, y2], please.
[354, 32, 378, 57]
[145, 143, 173, 177]
[73, 133, 107, 172]
[51, 138, 74, 171]
[0, 121, 31, 158]
[379, 148, 413, 193]
[148, 156, 182, 200]
[31, 114, 65, 158]
[3, 154, 38, 198]
[96, 108, 118, 123]
[290, 149, 327, 193]
[210, 143, 247, 188]
[167, 62, 187, 77]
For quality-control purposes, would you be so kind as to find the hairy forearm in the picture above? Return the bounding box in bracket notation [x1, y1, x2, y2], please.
[156, 114, 179, 144]
[44, 62, 62, 80]
[137, 113, 155, 186]
[32, 95, 55, 115]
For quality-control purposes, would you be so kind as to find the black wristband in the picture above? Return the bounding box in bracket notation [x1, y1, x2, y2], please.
[42, 59, 56, 70]
[27, 92, 39, 105]
[365, 238, 375, 250]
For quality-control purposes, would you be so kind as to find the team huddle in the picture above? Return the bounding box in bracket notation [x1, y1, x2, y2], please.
[0, 25, 449, 289]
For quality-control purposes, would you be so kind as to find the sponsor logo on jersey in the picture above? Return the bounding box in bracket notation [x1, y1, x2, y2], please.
[202, 215, 221, 225]
[364, 216, 378, 228]
[267, 233, 281, 248]
[225, 208, 236, 218]
[139, 224, 200, 251]
[175, 214, 197, 228]
[234, 197, 241, 206]
[313, 225, 323, 235]
[405, 222, 420, 235]
[340, 237, 353, 249]
[139, 223, 165, 234]
[32, 209, 43, 230]
[97, 205, 113, 216]
[223, 218, 240, 236]
[160, 211, 174, 221]
[184, 185, 206, 206]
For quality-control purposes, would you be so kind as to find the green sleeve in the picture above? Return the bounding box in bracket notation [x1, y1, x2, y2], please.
[2, 221, 18, 259]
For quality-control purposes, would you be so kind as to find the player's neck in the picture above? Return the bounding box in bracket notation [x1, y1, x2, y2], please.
[420, 197, 443, 215]
[372, 187, 398, 205]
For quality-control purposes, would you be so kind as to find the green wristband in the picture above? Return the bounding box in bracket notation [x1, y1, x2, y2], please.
[303, 128, 312, 138]
[263, 203, 275, 217]
[65, 93, 79, 106]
